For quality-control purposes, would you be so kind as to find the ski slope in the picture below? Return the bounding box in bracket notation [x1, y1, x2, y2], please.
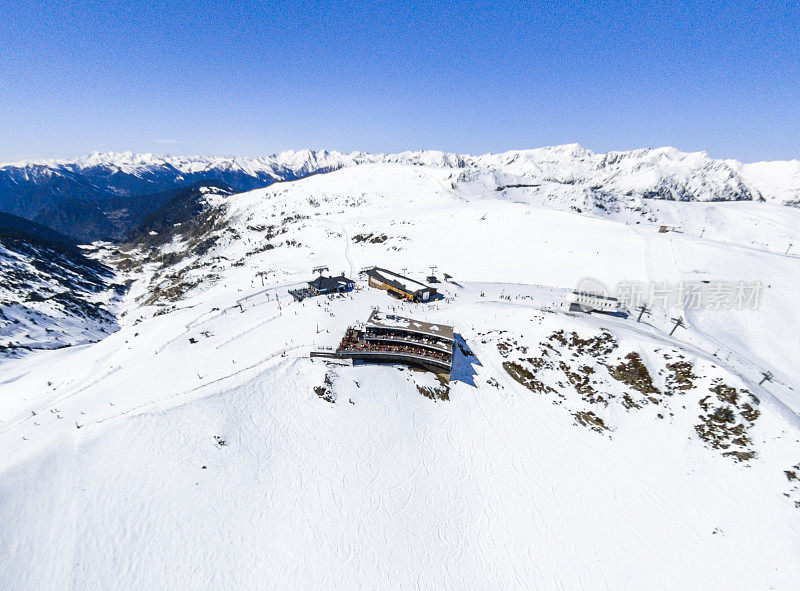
[1, 162, 799, 589]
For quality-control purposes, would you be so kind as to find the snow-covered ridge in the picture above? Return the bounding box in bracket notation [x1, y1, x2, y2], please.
[1, 158, 799, 588]
[3, 144, 798, 205]
[0, 238, 120, 355]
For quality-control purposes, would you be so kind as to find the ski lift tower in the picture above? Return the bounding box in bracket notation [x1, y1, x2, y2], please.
[312, 265, 329, 276]
[669, 317, 685, 336]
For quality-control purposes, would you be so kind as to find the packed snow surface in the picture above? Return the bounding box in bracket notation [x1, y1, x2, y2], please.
[1, 162, 799, 589]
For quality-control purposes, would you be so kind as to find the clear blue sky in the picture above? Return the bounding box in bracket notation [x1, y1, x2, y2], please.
[1, 0, 798, 162]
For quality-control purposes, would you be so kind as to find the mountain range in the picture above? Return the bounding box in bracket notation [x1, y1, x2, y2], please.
[2, 145, 798, 242]
[1, 147, 799, 588]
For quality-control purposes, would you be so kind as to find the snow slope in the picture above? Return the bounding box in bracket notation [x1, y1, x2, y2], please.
[740, 159, 800, 206]
[0, 216, 121, 356]
[1, 162, 799, 589]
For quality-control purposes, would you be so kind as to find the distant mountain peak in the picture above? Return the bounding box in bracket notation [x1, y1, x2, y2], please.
[1, 145, 799, 243]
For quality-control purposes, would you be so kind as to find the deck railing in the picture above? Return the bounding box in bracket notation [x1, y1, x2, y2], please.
[363, 333, 452, 354]
[337, 348, 452, 370]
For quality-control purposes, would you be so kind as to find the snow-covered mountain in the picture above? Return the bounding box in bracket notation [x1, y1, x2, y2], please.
[2, 145, 798, 241]
[738, 158, 800, 206]
[1, 158, 799, 589]
[0, 213, 121, 356]
[0, 149, 359, 241]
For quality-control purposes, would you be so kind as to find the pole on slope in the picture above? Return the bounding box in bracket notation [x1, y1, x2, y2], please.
[758, 371, 773, 386]
[669, 317, 684, 336]
[636, 304, 650, 323]
[787, 242, 793, 255]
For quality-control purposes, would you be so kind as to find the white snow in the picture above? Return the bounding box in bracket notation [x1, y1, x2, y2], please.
[739, 159, 800, 205]
[1, 160, 799, 589]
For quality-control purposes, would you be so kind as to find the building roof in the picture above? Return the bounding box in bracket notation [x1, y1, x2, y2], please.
[309, 274, 354, 292]
[567, 290, 624, 310]
[568, 290, 621, 303]
[366, 310, 454, 342]
[366, 267, 432, 295]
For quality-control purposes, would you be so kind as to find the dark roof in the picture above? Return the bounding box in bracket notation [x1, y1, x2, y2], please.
[366, 267, 432, 295]
[309, 274, 354, 292]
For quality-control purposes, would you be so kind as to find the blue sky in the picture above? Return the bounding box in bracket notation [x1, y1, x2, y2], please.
[1, 0, 798, 162]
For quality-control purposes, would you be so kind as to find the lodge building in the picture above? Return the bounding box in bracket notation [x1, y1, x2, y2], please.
[365, 267, 437, 302]
[289, 274, 355, 301]
[336, 310, 454, 374]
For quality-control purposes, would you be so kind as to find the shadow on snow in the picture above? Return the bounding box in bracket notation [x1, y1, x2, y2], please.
[450, 333, 481, 387]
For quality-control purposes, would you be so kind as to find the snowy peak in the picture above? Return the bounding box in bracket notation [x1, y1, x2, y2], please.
[1, 144, 799, 242]
[739, 159, 800, 205]
[472, 145, 764, 203]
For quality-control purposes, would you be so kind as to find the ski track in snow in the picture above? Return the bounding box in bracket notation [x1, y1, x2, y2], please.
[0, 162, 799, 589]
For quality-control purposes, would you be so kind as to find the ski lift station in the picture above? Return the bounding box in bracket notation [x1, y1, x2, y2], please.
[289, 273, 355, 302]
[365, 267, 438, 302]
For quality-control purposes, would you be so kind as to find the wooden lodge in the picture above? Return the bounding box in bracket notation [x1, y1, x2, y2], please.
[365, 267, 437, 303]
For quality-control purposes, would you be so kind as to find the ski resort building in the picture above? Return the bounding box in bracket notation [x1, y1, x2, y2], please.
[289, 274, 355, 301]
[309, 274, 355, 294]
[567, 290, 628, 317]
[336, 310, 454, 374]
[365, 267, 437, 302]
